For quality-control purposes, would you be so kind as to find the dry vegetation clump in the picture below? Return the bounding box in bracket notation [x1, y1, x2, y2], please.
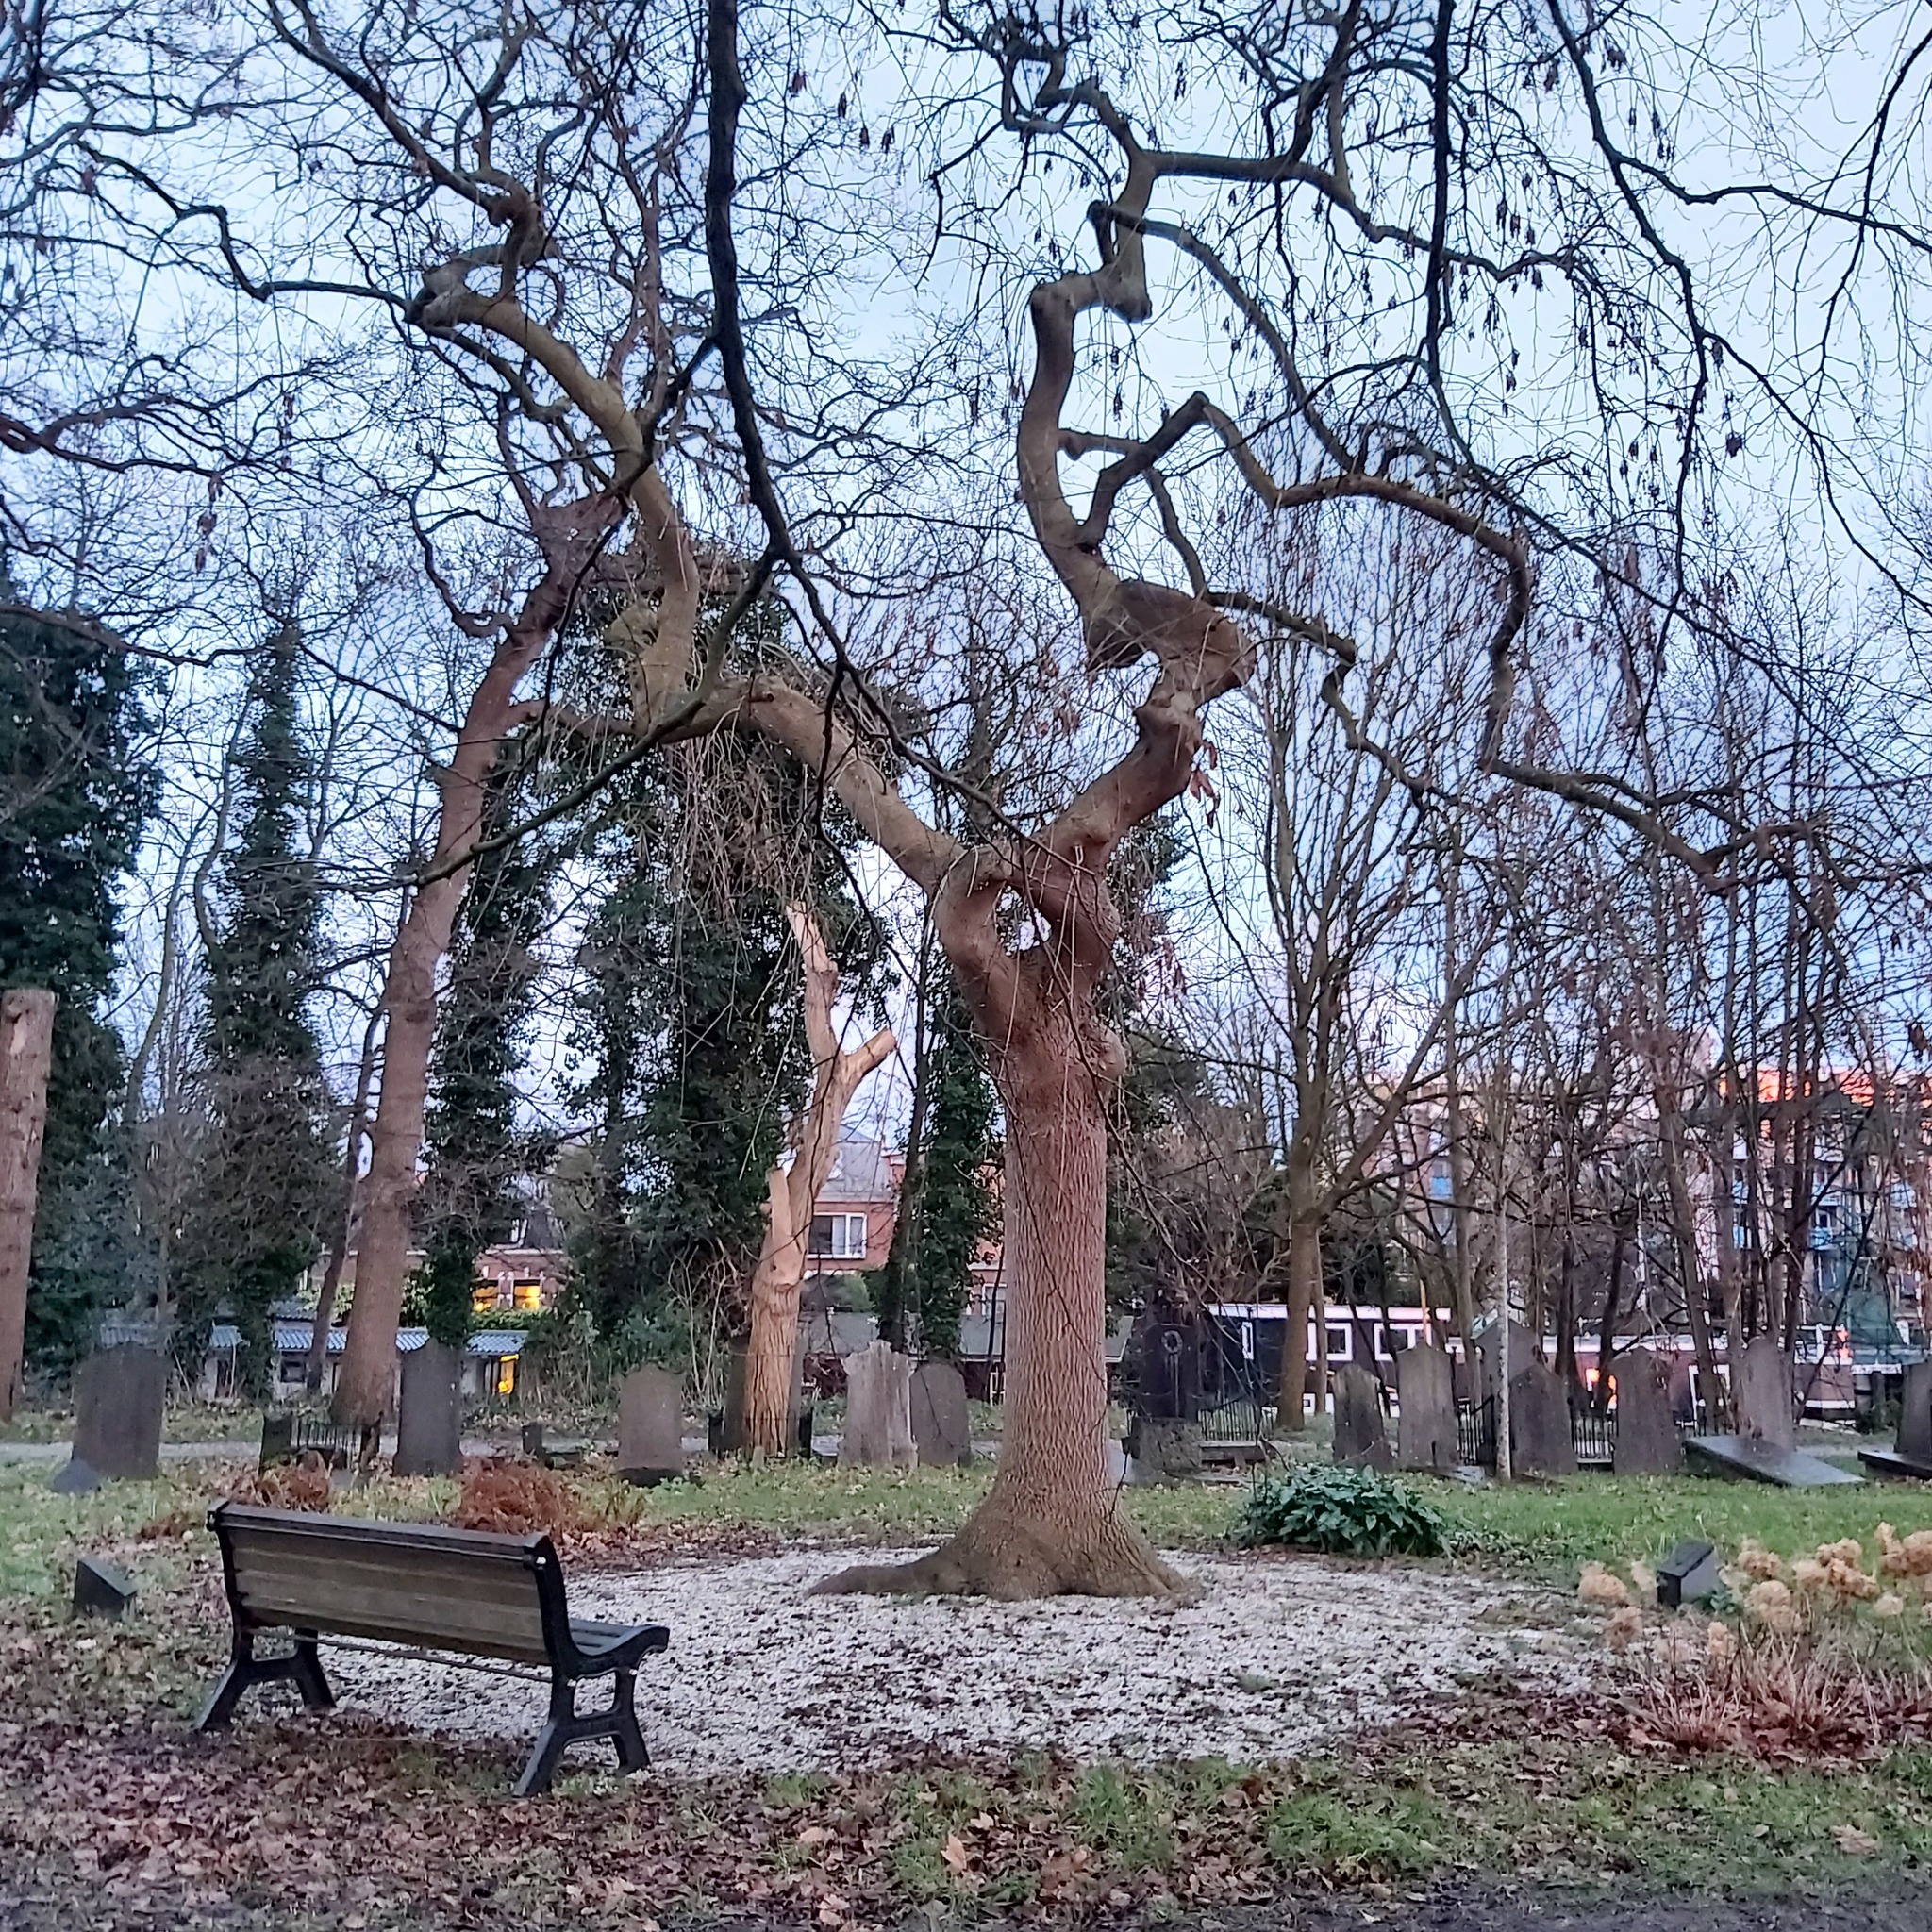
[452, 1458, 599, 1541]
[1582, 1525, 1932, 1762]
[233, 1457, 334, 1513]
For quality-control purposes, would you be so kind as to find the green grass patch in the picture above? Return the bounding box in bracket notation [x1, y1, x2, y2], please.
[1432, 1473, 1932, 1579]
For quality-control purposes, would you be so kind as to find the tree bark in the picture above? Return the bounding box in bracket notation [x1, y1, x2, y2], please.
[334, 556, 599, 1426]
[1275, 1141, 1323, 1427]
[307, 995, 384, 1395]
[0, 989, 57, 1421]
[742, 905, 893, 1457]
[817, 983, 1186, 1600]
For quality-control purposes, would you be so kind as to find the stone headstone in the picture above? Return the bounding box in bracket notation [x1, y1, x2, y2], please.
[1332, 1364, 1392, 1472]
[1898, 1359, 1932, 1466]
[617, 1365, 686, 1484]
[839, 1341, 915, 1469]
[1733, 1335, 1795, 1451]
[1508, 1363, 1576, 1478]
[1395, 1343, 1457, 1474]
[392, 1339, 462, 1476]
[1478, 1319, 1537, 1399]
[909, 1360, 972, 1469]
[1686, 1433, 1862, 1486]
[1125, 1417, 1203, 1484]
[70, 1344, 164, 1481]
[520, 1420, 545, 1458]
[73, 1555, 136, 1620]
[1611, 1348, 1683, 1476]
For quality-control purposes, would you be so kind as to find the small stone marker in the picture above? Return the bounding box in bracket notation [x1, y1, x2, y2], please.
[1733, 1334, 1796, 1451]
[909, 1360, 973, 1469]
[1332, 1363, 1392, 1472]
[69, 1344, 165, 1481]
[1508, 1363, 1577, 1478]
[1611, 1348, 1683, 1476]
[520, 1420, 545, 1458]
[50, 1455, 102, 1494]
[1861, 1359, 1932, 1480]
[392, 1339, 462, 1476]
[839, 1341, 916, 1469]
[1395, 1342, 1457, 1474]
[1656, 1538, 1723, 1608]
[73, 1555, 136, 1620]
[617, 1364, 686, 1485]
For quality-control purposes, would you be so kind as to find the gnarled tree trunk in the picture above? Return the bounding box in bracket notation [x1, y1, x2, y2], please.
[742, 905, 893, 1457]
[817, 976, 1183, 1600]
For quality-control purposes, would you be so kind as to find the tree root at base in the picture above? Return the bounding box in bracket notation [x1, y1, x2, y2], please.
[808, 1506, 1197, 1602]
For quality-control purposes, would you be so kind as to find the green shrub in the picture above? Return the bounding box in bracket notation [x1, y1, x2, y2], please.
[1235, 1464, 1448, 1557]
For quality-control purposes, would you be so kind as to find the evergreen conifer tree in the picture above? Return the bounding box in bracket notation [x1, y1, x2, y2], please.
[176, 623, 336, 1394]
[0, 572, 157, 1371]
[415, 750, 556, 1346]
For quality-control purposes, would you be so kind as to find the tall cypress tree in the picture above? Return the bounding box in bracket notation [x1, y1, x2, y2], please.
[176, 622, 336, 1394]
[415, 751, 556, 1346]
[878, 974, 998, 1357]
[564, 744, 888, 1357]
[0, 572, 157, 1373]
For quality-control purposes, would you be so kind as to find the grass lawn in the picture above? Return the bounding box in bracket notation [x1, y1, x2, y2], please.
[5, 1450, 1932, 1920]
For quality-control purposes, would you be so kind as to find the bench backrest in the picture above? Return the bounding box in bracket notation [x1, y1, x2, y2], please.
[209, 1503, 567, 1664]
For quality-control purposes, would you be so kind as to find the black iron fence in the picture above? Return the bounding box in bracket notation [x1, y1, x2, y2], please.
[258, 1410, 360, 1472]
[1455, 1394, 1619, 1469]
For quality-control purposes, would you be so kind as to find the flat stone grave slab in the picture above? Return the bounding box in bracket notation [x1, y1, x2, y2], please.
[1858, 1446, 1932, 1481]
[1686, 1433, 1861, 1487]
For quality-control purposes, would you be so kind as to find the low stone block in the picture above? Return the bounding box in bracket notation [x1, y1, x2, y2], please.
[73, 1555, 136, 1620]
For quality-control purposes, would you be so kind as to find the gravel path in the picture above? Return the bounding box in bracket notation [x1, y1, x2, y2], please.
[325, 1545, 1591, 1774]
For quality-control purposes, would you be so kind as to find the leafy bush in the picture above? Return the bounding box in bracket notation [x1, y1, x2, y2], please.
[1235, 1464, 1448, 1557]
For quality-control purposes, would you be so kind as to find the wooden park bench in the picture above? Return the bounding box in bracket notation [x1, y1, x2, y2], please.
[198, 1502, 670, 1795]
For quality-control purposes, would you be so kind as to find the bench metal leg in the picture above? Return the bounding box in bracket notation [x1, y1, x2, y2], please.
[515, 1669, 648, 1796]
[196, 1630, 335, 1731]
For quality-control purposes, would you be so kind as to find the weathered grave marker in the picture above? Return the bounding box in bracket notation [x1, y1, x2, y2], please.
[392, 1339, 462, 1476]
[68, 1343, 164, 1482]
[617, 1365, 686, 1485]
[1508, 1362, 1576, 1478]
[1733, 1334, 1796, 1451]
[840, 1341, 915, 1469]
[909, 1360, 973, 1469]
[1611, 1348, 1683, 1476]
[1332, 1363, 1393, 1472]
[1394, 1342, 1457, 1474]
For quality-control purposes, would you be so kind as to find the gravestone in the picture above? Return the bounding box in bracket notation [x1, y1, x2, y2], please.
[1859, 1358, 1932, 1479]
[1733, 1335, 1796, 1451]
[839, 1341, 916, 1469]
[1332, 1364, 1392, 1472]
[1395, 1343, 1457, 1474]
[68, 1344, 164, 1481]
[73, 1555, 136, 1620]
[909, 1360, 973, 1469]
[392, 1340, 462, 1476]
[1611, 1348, 1684, 1476]
[1508, 1362, 1576, 1478]
[1477, 1319, 1537, 1399]
[617, 1365, 686, 1485]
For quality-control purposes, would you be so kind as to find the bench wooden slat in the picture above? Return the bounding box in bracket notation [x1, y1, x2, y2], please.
[236, 1578, 549, 1658]
[229, 1541, 550, 1610]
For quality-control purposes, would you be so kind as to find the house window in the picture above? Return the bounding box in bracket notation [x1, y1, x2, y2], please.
[472, 1280, 500, 1316]
[1325, 1324, 1350, 1360]
[808, 1213, 868, 1259]
[513, 1278, 542, 1313]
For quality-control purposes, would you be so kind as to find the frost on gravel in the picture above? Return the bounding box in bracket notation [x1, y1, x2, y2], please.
[325, 1546, 1591, 1774]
